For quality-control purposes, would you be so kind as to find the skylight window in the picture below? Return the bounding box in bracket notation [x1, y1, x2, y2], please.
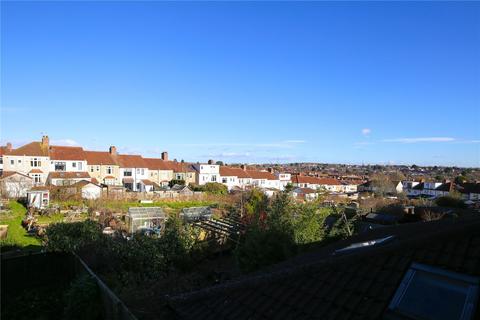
[388, 263, 479, 320]
[334, 235, 395, 254]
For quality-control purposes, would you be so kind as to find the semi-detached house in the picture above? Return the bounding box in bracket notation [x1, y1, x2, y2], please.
[3, 136, 53, 186]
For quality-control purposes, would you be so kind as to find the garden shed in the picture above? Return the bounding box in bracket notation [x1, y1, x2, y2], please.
[180, 206, 212, 222]
[27, 188, 50, 209]
[125, 207, 166, 234]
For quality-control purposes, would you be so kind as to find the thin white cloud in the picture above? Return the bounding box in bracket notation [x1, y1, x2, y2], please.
[177, 140, 305, 149]
[383, 137, 455, 143]
[205, 152, 252, 158]
[50, 139, 79, 146]
[361, 128, 371, 136]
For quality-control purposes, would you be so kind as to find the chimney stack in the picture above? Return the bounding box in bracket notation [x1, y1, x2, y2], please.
[241, 164, 247, 171]
[161, 151, 168, 161]
[41, 135, 49, 148]
[109, 146, 117, 156]
[6, 142, 12, 152]
[208, 159, 214, 165]
[267, 167, 274, 173]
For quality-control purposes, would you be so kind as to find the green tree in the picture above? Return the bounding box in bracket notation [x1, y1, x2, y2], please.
[203, 182, 228, 195]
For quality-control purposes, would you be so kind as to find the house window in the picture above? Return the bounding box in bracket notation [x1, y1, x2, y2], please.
[32, 174, 41, 184]
[107, 166, 113, 174]
[78, 162, 83, 170]
[124, 170, 132, 177]
[136, 168, 140, 174]
[55, 162, 66, 171]
[388, 263, 479, 320]
[96, 166, 100, 172]
[141, 169, 144, 175]
[222, 178, 227, 183]
[18, 160, 22, 164]
[0, 158, 2, 165]
[90, 166, 94, 173]
[31, 158, 41, 167]
[211, 175, 217, 182]
[72, 162, 76, 168]
[10, 159, 14, 165]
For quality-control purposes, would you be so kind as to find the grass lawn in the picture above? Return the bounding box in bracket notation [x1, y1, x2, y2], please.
[53, 199, 220, 213]
[0, 201, 41, 248]
[36, 213, 65, 224]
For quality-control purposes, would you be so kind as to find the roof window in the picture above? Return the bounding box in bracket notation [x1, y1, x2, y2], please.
[334, 235, 395, 254]
[387, 263, 479, 320]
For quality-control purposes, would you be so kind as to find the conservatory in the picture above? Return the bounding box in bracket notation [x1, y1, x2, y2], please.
[125, 207, 166, 234]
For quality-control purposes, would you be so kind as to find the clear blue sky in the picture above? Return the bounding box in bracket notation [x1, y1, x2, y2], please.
[1, 1, 479, 167]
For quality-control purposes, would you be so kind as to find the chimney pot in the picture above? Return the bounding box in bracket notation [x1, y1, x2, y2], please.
[109, 146, 117, 156]
[161, 151, 169, 161]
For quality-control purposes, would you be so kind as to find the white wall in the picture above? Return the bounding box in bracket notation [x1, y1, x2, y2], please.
[49, 160, 87, 172]
[120, 167, 149, 191]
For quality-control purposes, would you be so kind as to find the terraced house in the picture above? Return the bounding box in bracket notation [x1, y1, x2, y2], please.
[85, 147, 122, 186]
[117, 154, 150, 192]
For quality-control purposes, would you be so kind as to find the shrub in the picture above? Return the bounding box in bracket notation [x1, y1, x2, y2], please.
[45, 220, 102, 252]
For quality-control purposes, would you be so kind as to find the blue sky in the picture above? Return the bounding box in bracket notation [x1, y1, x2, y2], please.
[1, 1, 479, 167]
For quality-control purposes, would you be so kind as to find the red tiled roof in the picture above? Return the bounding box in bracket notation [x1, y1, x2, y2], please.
[0, 171, 31, 179]
[49, 146, 86, 161]
[91, 178, 99, 184]
[220, 166, 250, 178]
[247, 170, 276, 180]
[167, 161, 195, 173]
[48, 172, 91, 179]
[104, 175, 115, 179]
[141, 179, 154, 185]
[84, 151, 118, 165]
[6, 142, 49, 157]
[29, 169, 43, 174]
[291, 175, 341, 185]
[144, 158, 172, 170]
[117, 155, 147, 168]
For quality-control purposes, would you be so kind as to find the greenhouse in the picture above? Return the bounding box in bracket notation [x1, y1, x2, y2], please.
[125, 207, 166, 234]
[180, 206, 213, 222]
